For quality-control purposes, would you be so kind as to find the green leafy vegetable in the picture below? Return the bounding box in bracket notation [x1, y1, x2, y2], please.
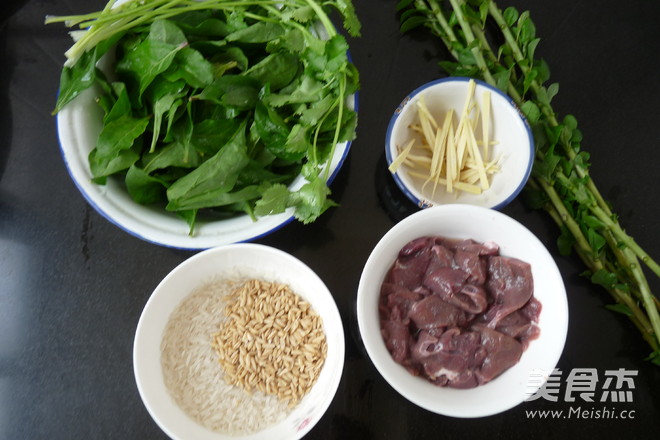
[47, 0, 361, 233]
[397, 0, 660, 362]
[125, 164, 168, 204]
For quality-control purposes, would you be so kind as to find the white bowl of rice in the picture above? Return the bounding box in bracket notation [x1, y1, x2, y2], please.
[134, 244, 345, 439]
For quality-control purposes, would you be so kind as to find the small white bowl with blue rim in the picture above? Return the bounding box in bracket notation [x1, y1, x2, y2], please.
[385, 77, 534, 210]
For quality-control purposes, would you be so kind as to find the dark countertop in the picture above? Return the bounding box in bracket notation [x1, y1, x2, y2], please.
[1, 0, 659, 438]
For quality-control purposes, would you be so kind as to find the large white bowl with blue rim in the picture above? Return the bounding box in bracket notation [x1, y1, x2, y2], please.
[55, 3, 356, 250]
[385, 77, 533, 210]
[57, 90, 355, 250]
[57, 96, 353, 249]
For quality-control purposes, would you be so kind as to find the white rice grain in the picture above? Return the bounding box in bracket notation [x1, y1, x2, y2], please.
[160, 276, 291, 436]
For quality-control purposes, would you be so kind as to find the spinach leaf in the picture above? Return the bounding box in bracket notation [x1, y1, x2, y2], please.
[145, 77, 187, 152]
[166, 101, 197, 163]
[125, 164, 167, 205]
[226, 22, 285, 43]
[53, 49, 99, 115]
[149, 18, 188, 45]
[197, 75, 259, 110]
[176, 208, 197, 233]
[264, 75, 325, 106]
[164, 47, 214, 88]
[211, 46, 249, 71]
[95, 113, 149, 161]
[190, 118, 242, 155]
[143, 141, 202, 173]
[89, 147, 140, 182]
[166, 121, 249, 211]
[244, 52, 300, 91]
[89, 82, 149, 178]
[167, 184, 262, 211]
[237, 160, 297, 187]
[171, 14, 230, 38]
[53, 32, 123, 114]
[103, 82, 133, 122]
[115, 20, 187, 97]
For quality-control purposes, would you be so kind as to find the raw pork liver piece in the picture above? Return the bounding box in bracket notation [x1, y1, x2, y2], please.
[379, 236, 541, 389]
[379, 283, 424, 322]
[482, 256, 534, 328]
[475, 328, 523, 384]
[386, 239, 434, 289]
[423, 267, 469, 297]
[381, 319, 411, 363]
[408, 294, 470, 329]
[454, 249, 488, 285]
[423, 268, 488, 314]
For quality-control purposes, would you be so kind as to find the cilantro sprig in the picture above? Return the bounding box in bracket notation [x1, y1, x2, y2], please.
[47, 0, 360, 232]
[397, 0, 660, 363]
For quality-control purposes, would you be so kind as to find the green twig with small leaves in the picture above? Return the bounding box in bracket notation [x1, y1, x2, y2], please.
[397, 0, 660, 363]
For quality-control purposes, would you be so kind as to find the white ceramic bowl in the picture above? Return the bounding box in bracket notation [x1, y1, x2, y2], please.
[385, 77, 534, 209]
[57, 88, 354, 249]
[134, 243, 345, 439]
[356, 205, 568, 418]
[56, 29, 355, 250]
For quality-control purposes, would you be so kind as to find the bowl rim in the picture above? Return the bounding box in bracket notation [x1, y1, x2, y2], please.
[384, 76, 534, 210]
[356, 204, 569, 418]
[133, 243, 346, 439]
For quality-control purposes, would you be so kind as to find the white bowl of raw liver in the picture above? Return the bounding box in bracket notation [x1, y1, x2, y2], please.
[356, 204, 568, 418]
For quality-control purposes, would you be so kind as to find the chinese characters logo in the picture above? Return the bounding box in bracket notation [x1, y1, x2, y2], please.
[526, 368, 637, 403]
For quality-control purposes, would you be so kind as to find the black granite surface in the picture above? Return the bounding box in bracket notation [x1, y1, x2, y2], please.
[1, 0, 659, 439]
